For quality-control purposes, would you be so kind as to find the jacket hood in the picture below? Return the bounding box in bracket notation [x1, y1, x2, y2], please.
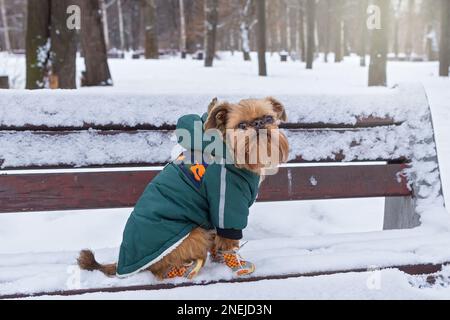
[176, 113, 230, 161]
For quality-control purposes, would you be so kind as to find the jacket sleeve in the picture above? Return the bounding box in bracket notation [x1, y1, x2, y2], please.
[204, 164, 253, 240]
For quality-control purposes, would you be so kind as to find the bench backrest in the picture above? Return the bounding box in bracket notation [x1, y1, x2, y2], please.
[0, 85, 445, 230]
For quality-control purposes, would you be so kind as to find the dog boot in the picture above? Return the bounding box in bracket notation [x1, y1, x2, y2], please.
[210, 247, 255, 277]
[164, 259, 204, 280]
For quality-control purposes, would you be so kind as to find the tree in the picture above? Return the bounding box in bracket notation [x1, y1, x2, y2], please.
[179, 0, 187, 58]
[239, 0, 253, 61]
[143, 0, 159, 59]
[288, 1, 298, 57]
[25, 0, 50, 89]
[117, 0, 125, 51]
[368, 0, 389, 86]
[332, 0, 343, 62]
[425, 24, 438, 62]
[204, 0, 219, 67]
[405, 0, 414, 58]
[80, 0, 113, 86]
[305, 0, 315, 69]
[0, 0, 11, 52]
[49, 0, 77, 89]
[322, 0, 331, 62]
[439, 0, 450, 77]
[358, 0, 368, 66]
[286, 3, 292, 52]
[298, 0, 306, 61]
[256, 0, 267, 76]
[99, 0, 109, 50]
[26, 0, 77, 89]
[393, 0, 403, 59]
[342, 20, 350, 56]
[266, 0, 279, 52]
[279, 0, 288, 52]
[129, 0, 143, 51]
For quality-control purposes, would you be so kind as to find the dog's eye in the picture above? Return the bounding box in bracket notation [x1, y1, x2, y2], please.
[264, 115, 274, 124]
[238, 122, 248, 130]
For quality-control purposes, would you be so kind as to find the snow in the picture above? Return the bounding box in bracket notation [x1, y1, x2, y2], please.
[0, 52, 450, 299]
[0, 130, 173, 168]
[0, 83, 428, 128]
[0, 112, 418, 168]
[26, 267, 450, 300]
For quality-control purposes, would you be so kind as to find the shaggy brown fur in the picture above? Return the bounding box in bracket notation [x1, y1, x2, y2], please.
[78, 97, 289, 279]
[148, 228, 214, 279]
[213, 235, 240, 251]
[77, 250, 117, 277]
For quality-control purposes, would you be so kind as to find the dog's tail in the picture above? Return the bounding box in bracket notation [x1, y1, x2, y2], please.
[77, 250, 117, 277]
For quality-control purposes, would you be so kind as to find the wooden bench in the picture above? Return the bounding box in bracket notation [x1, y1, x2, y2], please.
[0, 118, 420, 227]
[0, 86, 447, 298]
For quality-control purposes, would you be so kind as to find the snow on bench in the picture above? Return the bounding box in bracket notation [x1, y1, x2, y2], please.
[0, 84, 427, 128]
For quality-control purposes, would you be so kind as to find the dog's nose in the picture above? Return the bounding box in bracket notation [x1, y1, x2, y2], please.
[253, 119, 264, 129]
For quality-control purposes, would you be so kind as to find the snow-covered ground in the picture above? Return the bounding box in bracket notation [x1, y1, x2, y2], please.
[0, 52, 449, 299]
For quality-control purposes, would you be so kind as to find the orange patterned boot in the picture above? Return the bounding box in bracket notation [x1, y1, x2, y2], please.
[210, 247, 255, 277]
[163, 259, 204, 280]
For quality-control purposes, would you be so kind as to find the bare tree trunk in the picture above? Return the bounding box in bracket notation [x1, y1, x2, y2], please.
[393, 0, 402, 59]
[342, 21, 350, 56]
[256, 0, 267, 76]
[323, 0, 330, 62]
[439, 0, 450, 77]
[298, 0, 306, 62]
[25, 0, 50, 89]
[179, 0, 187, 58]
[290, 5, 298, 57]
[279, 0, 288, 51]
[130, 1, 142, 51]
[0, 0, 11, 52]
[286, 5, 291, 52]
[368, 0, 389, 86]
[267, 0, 276, 52]
[305, 0, 315, 69]
[204, 0, 219, 67]
[425, 25, 437, 62]
[359, 0, 368, 66]
[143, 0, 159, 59]
[333, 0, 343, 62]
[240, 0, 252, 61]
[49, 0, 77, 89]
[117, 0, 125, 51]
[276, 10, 282, 51]
[241, 24, 251, 60]
[393, 19, 399, 58]
[80, 0, 113, 86]
[100, 0, 109, 50]
[405, 0, 414, 59]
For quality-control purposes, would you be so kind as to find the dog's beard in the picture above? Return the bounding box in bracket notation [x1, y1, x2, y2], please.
[226, 127, 289, 175]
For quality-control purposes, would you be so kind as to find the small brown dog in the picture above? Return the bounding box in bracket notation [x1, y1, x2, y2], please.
[78, 97, 289, 280]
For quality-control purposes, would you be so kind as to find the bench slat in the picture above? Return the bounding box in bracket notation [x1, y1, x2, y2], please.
[0, 158, 408, 171]
[0, 164, 410, 213]
[0, 125, 409, 170]
[0, 116, 401, 132]
[259, 164, 410, 201]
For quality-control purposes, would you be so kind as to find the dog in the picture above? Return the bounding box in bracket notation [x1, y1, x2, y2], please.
[78, 97, 289, 280]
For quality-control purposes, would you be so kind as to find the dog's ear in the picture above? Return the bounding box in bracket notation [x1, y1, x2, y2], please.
[266, 97, 287, 122]
[204, 101, 232, 132]
[208, 97, 219, 113]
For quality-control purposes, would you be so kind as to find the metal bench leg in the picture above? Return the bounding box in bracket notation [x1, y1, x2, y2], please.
[383, 196, 420, 230]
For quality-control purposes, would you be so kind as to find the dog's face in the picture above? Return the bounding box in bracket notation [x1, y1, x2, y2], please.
[204, 97, 289, 175]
